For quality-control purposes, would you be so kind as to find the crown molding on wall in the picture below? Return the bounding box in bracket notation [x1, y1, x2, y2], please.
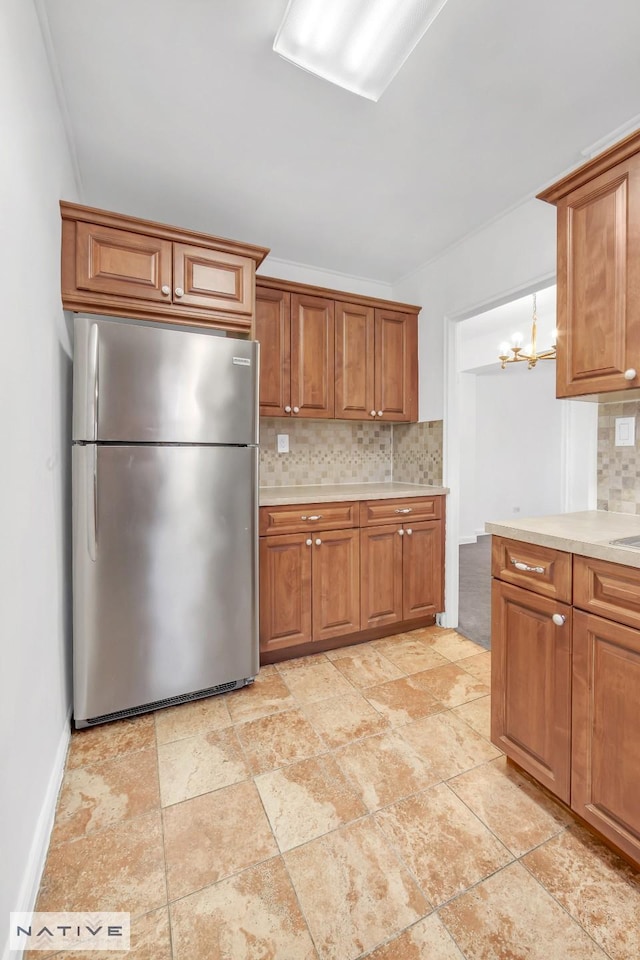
[259, 255, 394, 300]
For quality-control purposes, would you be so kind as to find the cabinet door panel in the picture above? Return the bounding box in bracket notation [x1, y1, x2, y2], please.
[335, 301, 375, 420]
[312, 529, 360, 642]
[556, 154, 640, 396]
[360, 524, 403, 629]
[255, 287, 291, 416]
[402, 521, 443, 621]
[75, 222, 173, 301]
[374, 310, 417, 421]
[572, 610, 640, 864]
[259, 535, 312, 654]
[173, 243, 254, 315]
[491, 579, 572, 802]
[291, 294, 335, 417]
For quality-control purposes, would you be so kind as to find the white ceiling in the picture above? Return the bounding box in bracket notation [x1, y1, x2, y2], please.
[40, 0, 640, 283]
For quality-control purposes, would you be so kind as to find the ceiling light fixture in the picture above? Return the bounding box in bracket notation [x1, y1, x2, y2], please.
[273, 0, 451, 102]
[498, 294, 557, 370]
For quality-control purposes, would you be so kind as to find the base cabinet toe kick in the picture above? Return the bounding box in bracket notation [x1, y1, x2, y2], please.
[491, 535, 640, 869]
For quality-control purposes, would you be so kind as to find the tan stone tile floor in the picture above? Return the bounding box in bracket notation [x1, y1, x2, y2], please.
[33, 626, 640, 960]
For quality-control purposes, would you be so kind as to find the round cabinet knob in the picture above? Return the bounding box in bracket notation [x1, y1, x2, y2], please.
[377, 411, 383, 417]
[161, 285, 171, 296]
[398, 529, 404, 536]
[305, 539, 312, 546]
[406, 528, 413, 535]
[624, 368, 637, 381]
[315, 538, 322, 546]
[293, 406, 300, 414]
[552, 613, 566, 626]
[284, 405, 292, 413]
[370, 410, 376, 417]
[174, 287, 184, 298]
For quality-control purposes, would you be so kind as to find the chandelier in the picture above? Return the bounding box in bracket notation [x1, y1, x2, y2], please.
[498, 293, 557, 369]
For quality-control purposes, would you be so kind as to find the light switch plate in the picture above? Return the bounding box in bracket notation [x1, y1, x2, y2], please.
[615, 417, 635, 447]
[277, 434, 289, 454]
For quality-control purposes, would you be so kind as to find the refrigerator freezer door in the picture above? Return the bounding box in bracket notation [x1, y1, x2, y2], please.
[73, 315, 258, 444]
[73, 444, 259, 722]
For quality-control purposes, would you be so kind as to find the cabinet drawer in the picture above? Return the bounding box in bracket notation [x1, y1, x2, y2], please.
[359, 496, 442, 526]
[491, 536, 572, 602]
[259, 501, 358, 536]
[574, 555, 640, 630]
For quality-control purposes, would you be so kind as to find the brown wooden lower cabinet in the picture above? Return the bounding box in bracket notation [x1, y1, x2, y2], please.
[491, 539, 640, 868]
[259, 534, 312, 656]
[572, 609, 640, 865]
[259, 528, 360, 656]
[259, 496, 445, 660]
[491, 578, 572, 803]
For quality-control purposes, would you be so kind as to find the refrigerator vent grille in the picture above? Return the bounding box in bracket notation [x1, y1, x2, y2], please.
[82, 679, 252, 726]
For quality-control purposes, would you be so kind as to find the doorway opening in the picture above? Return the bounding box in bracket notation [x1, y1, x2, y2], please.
[443, 283, 598, 646]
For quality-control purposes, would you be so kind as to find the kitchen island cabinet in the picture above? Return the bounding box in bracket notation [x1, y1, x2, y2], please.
[61, 202, 269, 332]
[538, 128, 640, 399]
[259, 487, 446, 662]
[256, 277, 419, 422]
[487, 514, 640, 869]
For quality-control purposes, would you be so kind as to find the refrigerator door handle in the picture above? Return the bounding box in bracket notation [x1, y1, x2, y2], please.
[88, 322, 99, 441]
[87, 444, 98, 562]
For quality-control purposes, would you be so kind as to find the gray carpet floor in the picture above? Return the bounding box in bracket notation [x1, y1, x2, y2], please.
[457, 535, 491, 650]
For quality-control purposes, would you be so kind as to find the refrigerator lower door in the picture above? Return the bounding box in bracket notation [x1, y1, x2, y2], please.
[72, 444, 258, 724]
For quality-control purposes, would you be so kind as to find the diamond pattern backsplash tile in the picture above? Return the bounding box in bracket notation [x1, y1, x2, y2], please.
[259, 418, 444, 488]
[597, 401, 640, 514]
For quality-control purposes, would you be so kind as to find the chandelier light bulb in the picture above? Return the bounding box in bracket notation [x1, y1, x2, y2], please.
[511, 332, 523, 347]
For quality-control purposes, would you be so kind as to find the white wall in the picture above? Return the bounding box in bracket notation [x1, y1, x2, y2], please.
[470, 363, 564, 535]
[258, 255, 394, 300]
[0, 2, 79, 955]
[392, 198, 557, 421]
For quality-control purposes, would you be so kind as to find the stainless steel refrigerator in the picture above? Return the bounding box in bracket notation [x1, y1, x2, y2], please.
[72, 315, 259, 727]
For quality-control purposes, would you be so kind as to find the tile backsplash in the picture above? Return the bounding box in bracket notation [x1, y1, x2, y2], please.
[259, 418, 444, 488]
[393, 420, 444, 486]
[597, 401, 640, 514]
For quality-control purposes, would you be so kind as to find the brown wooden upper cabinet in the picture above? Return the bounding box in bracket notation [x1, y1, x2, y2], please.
[61, 202, 269, 333]
[335, 303, 418, 421]
[255, 286, 334, 418]
[538, 129, 640, 398]
[256, 277, 419, 421]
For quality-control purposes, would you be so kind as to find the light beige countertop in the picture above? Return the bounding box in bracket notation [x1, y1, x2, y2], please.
[259, 481, 449, 507]
[485, 510, 640, 569]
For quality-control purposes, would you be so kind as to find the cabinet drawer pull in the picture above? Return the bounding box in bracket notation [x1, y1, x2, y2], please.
[305, 538, 312, 546]
[284, 405, 292, 413]
[301, 515, 322, 521]
[552, 613, 566, 626]
[395, 507, 412, 514]
[398, 529, 404, 536]
[174, 286, 184, 298]
[511, 559, 545, 574]
[315, 538, 322, 546]
[406, 528, 413, 535]
[624, 368, 637, 381]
